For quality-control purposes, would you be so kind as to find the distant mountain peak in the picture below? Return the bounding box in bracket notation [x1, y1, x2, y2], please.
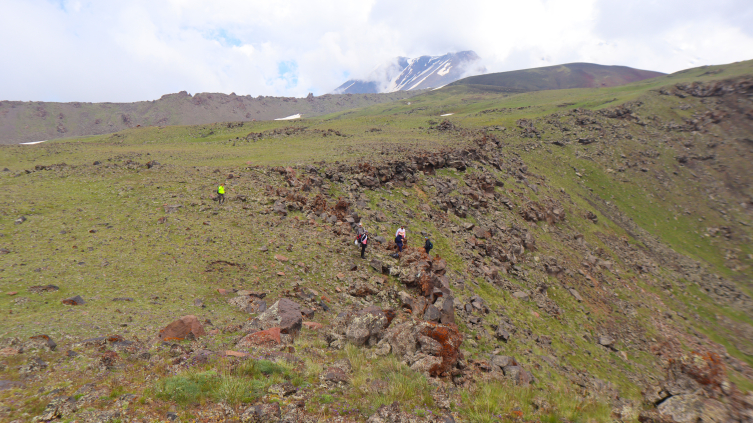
[333, 51, 484, 94]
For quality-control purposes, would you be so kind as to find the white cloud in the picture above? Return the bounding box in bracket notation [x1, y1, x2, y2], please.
[0, 0, 751, 102]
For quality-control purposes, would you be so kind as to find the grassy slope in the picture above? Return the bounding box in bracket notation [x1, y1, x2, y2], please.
[1, 59, 752, 421]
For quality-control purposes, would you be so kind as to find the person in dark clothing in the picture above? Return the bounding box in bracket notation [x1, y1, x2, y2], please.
[395, 233, 404, 254]
[424, 237, 433, 256]
[357, 232, 368, 259]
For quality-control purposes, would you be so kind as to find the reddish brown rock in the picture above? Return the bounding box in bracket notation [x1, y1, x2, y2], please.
[274, 254, 289, 262]
[158, 315, 206, 341]
[100, 351, 119, 369]
[419, 322, 463, 377]
[62, 295, 85, 305]
[237, 327, 282, 347]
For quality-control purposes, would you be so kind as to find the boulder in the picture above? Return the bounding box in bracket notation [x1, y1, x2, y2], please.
[503, 365, 534, 386]
[656, 394, 705, 423]
[381, 321, 463, 377]
[237, 327, 282, 348]
[490, 355, 514, 370]
[158, 315, 206, 341]
[272, 200, 287, 216]
[410, 355, 443, 374]
[346, 306, 392, 347]
[598, 335, 616, 349]
[423, 305, 441, 322]
[370, 259, 385, 273]
[348, 282, 377, 297]
[256, 298, 302, 335]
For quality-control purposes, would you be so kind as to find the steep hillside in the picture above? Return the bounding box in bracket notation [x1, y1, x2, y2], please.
[0, 90, 423, 145]
[1, 59, 752, 422]
[334, 51, 483, 94]
[449, 63, 665, 92]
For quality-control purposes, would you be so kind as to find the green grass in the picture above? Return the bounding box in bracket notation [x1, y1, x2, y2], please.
[151, 359, 294, 406]
[460, 380, 612, 423]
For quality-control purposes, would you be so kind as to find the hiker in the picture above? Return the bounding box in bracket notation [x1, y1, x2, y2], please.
[395, 225, 407, 246]
[424, 236, 433, 256]
[356, 231, 368, 259]
[356, 222, 366, 237]
[395, 232, 404, 254]
[217, 184, 226, 205]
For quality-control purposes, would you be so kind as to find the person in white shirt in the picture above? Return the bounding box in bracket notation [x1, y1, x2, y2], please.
[395, 226, 406, 244]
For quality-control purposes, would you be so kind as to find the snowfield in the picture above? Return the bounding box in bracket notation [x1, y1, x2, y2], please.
[274, 114, 301, 121]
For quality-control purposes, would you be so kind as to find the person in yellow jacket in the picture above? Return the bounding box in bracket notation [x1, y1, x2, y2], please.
[217, 184, 226, 205]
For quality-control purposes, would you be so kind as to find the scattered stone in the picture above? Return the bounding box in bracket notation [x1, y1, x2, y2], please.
[241, 402, 281, 422]
[303, 321, 323, 330]
[163, 204, 182, 213]
[34, 396, 77, 422]
[29, 334, 57, 351]
[224, 350, 249, 358]
[62, 295, 85, 305]
[100, 351, 120, 369]
[0, 380, 25, 391]
[111, 297, 134, 303]
[568, 288, 583, 302]
[21, 357, 47, 373]
[322, 366, 350, 384]
[274, 254, 289, 262]
[15, 216, 27, 225]
[158, 315, 206, 341]
[269, 382, 297, 397]
[28, 285, 59, 293]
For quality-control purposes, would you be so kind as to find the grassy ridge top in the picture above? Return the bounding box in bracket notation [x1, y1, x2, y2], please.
[447, 62, 665, 91]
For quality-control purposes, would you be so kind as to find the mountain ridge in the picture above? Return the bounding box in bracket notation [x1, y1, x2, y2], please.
[448, 62, 665, 91]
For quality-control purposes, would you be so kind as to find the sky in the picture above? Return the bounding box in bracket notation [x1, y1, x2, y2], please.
[2, 0, 752, 102]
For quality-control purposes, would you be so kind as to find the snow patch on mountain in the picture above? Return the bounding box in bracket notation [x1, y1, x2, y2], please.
[333, 51, 483, 94]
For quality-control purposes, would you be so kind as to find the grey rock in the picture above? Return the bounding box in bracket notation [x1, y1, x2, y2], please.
[34, 396, 77, 421]
[512, 291, 529, 301]
[256, 298, 302, 335]
[568, 288, 583, 302]
[598, 336, 615, 348]
[490, 355, 514, 370]
[423, 304, 441, 322]
[241, 402, 281, 422]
